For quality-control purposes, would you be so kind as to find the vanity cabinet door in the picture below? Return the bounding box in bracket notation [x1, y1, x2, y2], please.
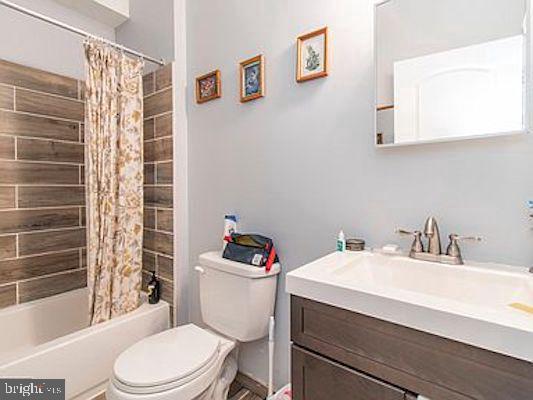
[292, 345, 406, 400]
[291, 296, 533, 400]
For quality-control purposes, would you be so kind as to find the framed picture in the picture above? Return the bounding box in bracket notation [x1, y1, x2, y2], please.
[196, 70, 221, 104]
[297, 27, 329, 82]
[239, 55, 265, 102]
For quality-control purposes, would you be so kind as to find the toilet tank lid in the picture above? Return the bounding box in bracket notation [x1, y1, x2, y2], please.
[199, 251, 281, 278]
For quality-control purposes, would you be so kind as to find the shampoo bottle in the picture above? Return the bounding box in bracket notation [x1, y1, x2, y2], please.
[147, 272, 160, 304]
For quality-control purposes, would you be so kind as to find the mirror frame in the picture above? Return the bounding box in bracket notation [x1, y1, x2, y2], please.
[373, 0, 532, 148]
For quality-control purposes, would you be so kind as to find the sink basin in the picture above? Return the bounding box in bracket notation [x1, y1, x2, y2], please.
[286, 251, 533, 363]
[332, 252, 533, 308]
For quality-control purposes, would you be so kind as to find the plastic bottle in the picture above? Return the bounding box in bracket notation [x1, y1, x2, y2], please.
[223, 215, 238, 249]
[147, 272, 160, 304]
[336, 230, 346, 252]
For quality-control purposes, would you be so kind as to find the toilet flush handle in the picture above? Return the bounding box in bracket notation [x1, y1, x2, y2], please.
[194, 266, 206, 275]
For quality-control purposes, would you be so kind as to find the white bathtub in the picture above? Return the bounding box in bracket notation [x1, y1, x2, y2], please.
[0, 288, 170, 400]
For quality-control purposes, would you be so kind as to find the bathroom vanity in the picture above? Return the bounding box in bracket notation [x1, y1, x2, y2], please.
[286, 251, 533, 400]
[293, 0, 533, 395]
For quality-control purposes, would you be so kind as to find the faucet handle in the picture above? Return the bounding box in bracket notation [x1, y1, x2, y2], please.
[396, 229, 424, 253]
[446, 234, 482, 259]
[396, 228, 417, 236]
[448, 234, 483, 242]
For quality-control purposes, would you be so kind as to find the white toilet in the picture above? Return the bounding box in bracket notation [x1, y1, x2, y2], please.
[107, 251, 280, 400]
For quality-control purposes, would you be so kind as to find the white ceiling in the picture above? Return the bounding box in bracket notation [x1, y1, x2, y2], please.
[53, 0, 130, 28]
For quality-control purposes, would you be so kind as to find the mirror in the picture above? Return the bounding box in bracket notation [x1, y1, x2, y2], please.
[375, 0, 530, 146]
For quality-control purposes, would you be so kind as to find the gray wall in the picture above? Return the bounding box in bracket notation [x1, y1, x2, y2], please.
[116, 0, 175, 73]
[0, 0, 114, 79]
[0, 0, 174, 79]
[186, 0, 533, 388]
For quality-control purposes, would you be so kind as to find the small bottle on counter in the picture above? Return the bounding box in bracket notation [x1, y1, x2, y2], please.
[147, 271, 160, 304]
[336, 230, 346, 252]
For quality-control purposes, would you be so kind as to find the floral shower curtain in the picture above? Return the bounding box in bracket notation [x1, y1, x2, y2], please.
[84, 39, 144, 325]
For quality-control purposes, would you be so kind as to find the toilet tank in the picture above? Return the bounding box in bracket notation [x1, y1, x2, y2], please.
[197, 251, 280, 342]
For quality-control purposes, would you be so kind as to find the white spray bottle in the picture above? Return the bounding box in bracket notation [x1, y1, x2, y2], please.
[223, 215, 238, 250]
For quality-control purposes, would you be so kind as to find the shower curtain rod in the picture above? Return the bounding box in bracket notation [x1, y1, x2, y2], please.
[0, 0, 165, 66]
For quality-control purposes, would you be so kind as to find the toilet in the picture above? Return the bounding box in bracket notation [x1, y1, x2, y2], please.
[107, 251, 280, 400]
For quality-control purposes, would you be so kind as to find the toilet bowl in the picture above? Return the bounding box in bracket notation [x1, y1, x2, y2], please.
[108, 251, 280, 400]
[107, 325, 236, 400]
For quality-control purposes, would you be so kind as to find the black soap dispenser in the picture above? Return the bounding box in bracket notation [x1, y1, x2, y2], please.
[147, 271, 160, 304]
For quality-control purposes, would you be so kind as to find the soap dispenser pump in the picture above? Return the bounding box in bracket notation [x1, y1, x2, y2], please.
[147, 271, 160, 304]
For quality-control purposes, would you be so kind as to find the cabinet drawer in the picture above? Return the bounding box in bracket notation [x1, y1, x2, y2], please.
[291, 296, 533, 400]
[292, 345, 406, 400]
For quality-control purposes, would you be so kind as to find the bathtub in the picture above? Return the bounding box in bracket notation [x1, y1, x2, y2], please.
[0, 288, 170, 400]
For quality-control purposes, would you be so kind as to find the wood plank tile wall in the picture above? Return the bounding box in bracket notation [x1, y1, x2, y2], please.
[0, 59, 86, 309]
[141, 64, 175, 317]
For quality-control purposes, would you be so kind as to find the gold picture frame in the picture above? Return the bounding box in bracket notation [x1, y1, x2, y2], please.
[297, 27, 329, 83]
[195, 70, 221, 104]
[239, 54, 265, 103]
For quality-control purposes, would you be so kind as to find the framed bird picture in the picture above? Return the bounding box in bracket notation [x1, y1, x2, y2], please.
[297, 27, 329, 83]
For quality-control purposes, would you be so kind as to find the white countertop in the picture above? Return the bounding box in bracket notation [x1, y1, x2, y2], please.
[286, 250, 533, 363]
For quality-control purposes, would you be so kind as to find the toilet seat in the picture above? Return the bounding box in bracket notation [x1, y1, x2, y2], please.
[111, 324, 222, 395]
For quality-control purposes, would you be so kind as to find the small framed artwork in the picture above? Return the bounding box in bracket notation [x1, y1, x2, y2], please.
[195, 70, 221, 104]
[239, 54, 265, 102]
[296, 27, 329, 83]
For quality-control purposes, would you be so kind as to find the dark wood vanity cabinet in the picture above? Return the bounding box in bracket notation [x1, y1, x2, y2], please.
[292, 346, 409, 400]
[290, 296, 533, 400]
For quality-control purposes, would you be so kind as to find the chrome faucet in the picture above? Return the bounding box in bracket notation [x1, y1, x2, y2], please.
[397, 217, 482, 265]
[423, 216, 441, 255]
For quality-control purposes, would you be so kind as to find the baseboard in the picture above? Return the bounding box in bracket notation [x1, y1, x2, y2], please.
[235, 372, 268, 399]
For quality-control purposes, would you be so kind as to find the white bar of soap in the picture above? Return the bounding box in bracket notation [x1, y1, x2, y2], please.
[382, 244, 401, 254]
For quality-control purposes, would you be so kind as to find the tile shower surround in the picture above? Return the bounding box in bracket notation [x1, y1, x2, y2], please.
[0, 59, 175, 314]
[0, 59, 86, 308]
[141, 64, 175, 313]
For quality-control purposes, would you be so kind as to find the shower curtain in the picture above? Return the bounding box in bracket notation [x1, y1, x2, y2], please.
[84, 39, 144, 325]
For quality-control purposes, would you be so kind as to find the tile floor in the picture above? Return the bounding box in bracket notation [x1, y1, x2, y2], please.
[229, 388, 263, 400]
[228, 378, 265, 400]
